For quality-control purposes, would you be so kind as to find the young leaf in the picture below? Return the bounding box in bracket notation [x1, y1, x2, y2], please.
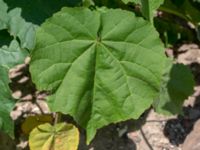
[30, 7, 169, 143]
[154, 62, 195, 115]
[29, 123, 79, 150]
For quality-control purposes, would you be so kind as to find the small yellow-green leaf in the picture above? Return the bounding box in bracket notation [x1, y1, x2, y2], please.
[29, 123, 79, 150]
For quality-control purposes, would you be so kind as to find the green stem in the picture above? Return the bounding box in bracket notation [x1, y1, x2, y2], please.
[159, 6, 192, 23]
[53, 112, 60, 125]
[141, 0, 150, 21]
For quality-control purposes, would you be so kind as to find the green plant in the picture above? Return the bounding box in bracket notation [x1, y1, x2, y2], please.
[0, 0, 196, 149]
[0, 0, 35, 137]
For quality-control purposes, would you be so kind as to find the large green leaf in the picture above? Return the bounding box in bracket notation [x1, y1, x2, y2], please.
[121, 0, 164, 21]
[29, 123, 79, 150]
[30, 7, 170, 142]
[0, 40, 27, 137]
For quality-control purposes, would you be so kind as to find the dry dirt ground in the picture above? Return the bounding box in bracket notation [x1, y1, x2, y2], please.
[2, 43, 200, 150]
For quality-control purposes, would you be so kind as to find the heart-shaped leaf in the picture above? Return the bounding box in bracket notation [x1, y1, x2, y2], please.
[30, 7, 170, 142]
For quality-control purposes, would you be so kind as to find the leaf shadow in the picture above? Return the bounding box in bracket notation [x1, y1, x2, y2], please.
[163, 62, 200, 146]
[78, 121, 137, 150]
